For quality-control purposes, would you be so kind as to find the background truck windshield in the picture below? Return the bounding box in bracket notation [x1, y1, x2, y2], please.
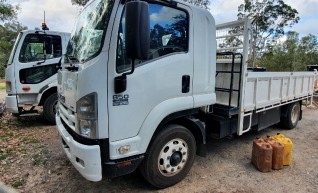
[7, 32, 22, 65]
[66, 0, 114, 62]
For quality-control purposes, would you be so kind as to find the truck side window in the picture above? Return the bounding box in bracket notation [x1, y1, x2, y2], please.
[116, 3, 188, 73]
[19, 34, 62, 63]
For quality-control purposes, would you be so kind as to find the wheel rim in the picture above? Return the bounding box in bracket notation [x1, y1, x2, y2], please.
[291, 104, 299, 125]
[158, 138, 188, 177]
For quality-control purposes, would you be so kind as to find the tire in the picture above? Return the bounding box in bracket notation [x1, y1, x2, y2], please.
[140, 124, 196, 188]
[281, 102, 300, 129]
[43, 93, 58, 124]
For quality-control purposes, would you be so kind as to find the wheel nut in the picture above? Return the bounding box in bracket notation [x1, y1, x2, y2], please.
[172, 149, 176, 153]
[171, 168, 175, 172]
[177, 166, 181, 170]
[167, 156, 170, 160]
[167, 164, 170, 168]
[183, 152, 186, 155]
[179, 147, 182, 151]
[182, 159, 186, 163]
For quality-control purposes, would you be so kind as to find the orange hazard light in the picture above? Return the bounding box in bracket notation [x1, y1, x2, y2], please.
[22, 86, 31, 92]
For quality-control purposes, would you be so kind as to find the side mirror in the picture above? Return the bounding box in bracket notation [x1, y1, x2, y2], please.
[114, 1, 150, 94]
[44, 36, 53, 55]
[36, 36, 53, 65]
[125, 1, 150, 60]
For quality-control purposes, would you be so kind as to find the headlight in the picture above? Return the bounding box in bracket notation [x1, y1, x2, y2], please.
[76, 93, 98, 139]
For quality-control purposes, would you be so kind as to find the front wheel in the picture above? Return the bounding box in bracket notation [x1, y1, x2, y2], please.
[140, 124, 196, 188]
[43, 93, 57, 124]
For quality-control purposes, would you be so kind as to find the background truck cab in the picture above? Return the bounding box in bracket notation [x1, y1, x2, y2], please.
[5, 30, 70, 123]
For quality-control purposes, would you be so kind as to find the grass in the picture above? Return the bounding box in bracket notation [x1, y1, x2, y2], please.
[31, 151, 48, 166]
[22, 137, 40, 144]
[0, 154, 9, 161]
[32, 155, 47, 166]
[0, 83, 5, 91]
[0, 132, 14, 140]
[11, 178, 26, 188]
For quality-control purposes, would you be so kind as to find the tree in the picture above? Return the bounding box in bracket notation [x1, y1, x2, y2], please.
[71, 0, 89, 6]
[0, 22, 27, 77]
[237, 0, 300, 66]
[0, 0, 19, 21]
[71, 0, 211, 9]
[182, 0, 210, 9]
[0, 0, 21, 77]
[258, 31, 318, 71]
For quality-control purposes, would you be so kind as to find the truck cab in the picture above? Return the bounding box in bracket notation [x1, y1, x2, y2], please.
[57, 0, 215, 187]
[56, 0, 316, 188]
[5, 30, 70, 123]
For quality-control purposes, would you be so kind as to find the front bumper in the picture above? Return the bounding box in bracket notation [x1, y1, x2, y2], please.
[56, 114, 145, 181]
[56, 115, 102, 181]
[5, 95, 19, 113]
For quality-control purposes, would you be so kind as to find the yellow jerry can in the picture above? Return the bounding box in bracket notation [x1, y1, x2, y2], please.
[273, 133, 293, 166]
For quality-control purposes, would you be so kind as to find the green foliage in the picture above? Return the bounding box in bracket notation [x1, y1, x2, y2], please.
[238, 0, 299, 36]
[238, 0, 300, 66]
[0, 22, 27, 77]
[258, 32, 318, 71]
[0, 153, 8, 160]
[71, 0, 211, 9]
[0, 83, 6, 90]
[71, 0, 89, 6]
[0, 0, 19, 21]
[182, 0, 211, 9]
[11, 178, 26, 188]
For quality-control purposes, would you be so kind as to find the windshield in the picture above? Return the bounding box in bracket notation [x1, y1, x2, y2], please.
[8, 32, 23, 65]
[66, 0, 115, 62]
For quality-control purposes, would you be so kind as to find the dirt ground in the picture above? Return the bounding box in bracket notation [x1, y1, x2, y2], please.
[0, 92, 317, 193]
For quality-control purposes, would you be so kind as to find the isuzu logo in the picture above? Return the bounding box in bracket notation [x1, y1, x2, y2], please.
[113, 94, 129, 106]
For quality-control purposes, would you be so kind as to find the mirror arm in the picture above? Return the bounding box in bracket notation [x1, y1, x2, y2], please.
[123, 59, 135, 77]
[114, 59, 136, 94]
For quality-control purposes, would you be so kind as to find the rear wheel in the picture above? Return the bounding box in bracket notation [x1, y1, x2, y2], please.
[43, 93, 57, 124]
[140, 124, 196, 188]
[281, 102, 300, 129]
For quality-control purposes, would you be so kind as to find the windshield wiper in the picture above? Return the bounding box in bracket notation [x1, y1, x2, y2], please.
[65, 54, 79, 64]
[65, 54, 79, 72]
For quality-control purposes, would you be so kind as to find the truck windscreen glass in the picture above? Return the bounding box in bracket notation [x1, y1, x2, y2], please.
[66, 0, 115, 63]
[7, 32, 23, 65]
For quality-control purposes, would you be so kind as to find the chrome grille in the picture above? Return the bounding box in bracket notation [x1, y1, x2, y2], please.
[59, 102, 77, 132]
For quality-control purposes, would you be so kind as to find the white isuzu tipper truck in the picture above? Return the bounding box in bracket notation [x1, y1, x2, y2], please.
[56, 0, 317, 188]
[5, 27, 70, 124]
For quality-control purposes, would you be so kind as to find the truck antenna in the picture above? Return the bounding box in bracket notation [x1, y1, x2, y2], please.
[42, 11, 49, 31]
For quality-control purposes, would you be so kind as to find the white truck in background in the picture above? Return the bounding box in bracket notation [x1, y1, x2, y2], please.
[56, 0, 317, 188]
[5, 26, 70, 124]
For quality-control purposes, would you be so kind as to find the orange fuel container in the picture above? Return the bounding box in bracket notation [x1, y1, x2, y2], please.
[273, 134, 293, 166]
[252, 138, 272, 172]
[265, 137, 284, 170]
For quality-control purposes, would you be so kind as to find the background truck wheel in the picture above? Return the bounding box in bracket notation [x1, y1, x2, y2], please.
[140, 124, 196, 188]
[43, 93, 57, 124]
[281, 102, 300, 129]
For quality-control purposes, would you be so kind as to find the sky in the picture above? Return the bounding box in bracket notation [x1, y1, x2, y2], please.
[6, 0, 318, 37]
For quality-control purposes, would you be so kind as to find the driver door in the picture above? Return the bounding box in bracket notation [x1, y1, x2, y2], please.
[108, 2, 194, 142]
[14, 33, 63, 97]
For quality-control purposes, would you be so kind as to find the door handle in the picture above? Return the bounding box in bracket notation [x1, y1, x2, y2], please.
[182, 75, 190, 93]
